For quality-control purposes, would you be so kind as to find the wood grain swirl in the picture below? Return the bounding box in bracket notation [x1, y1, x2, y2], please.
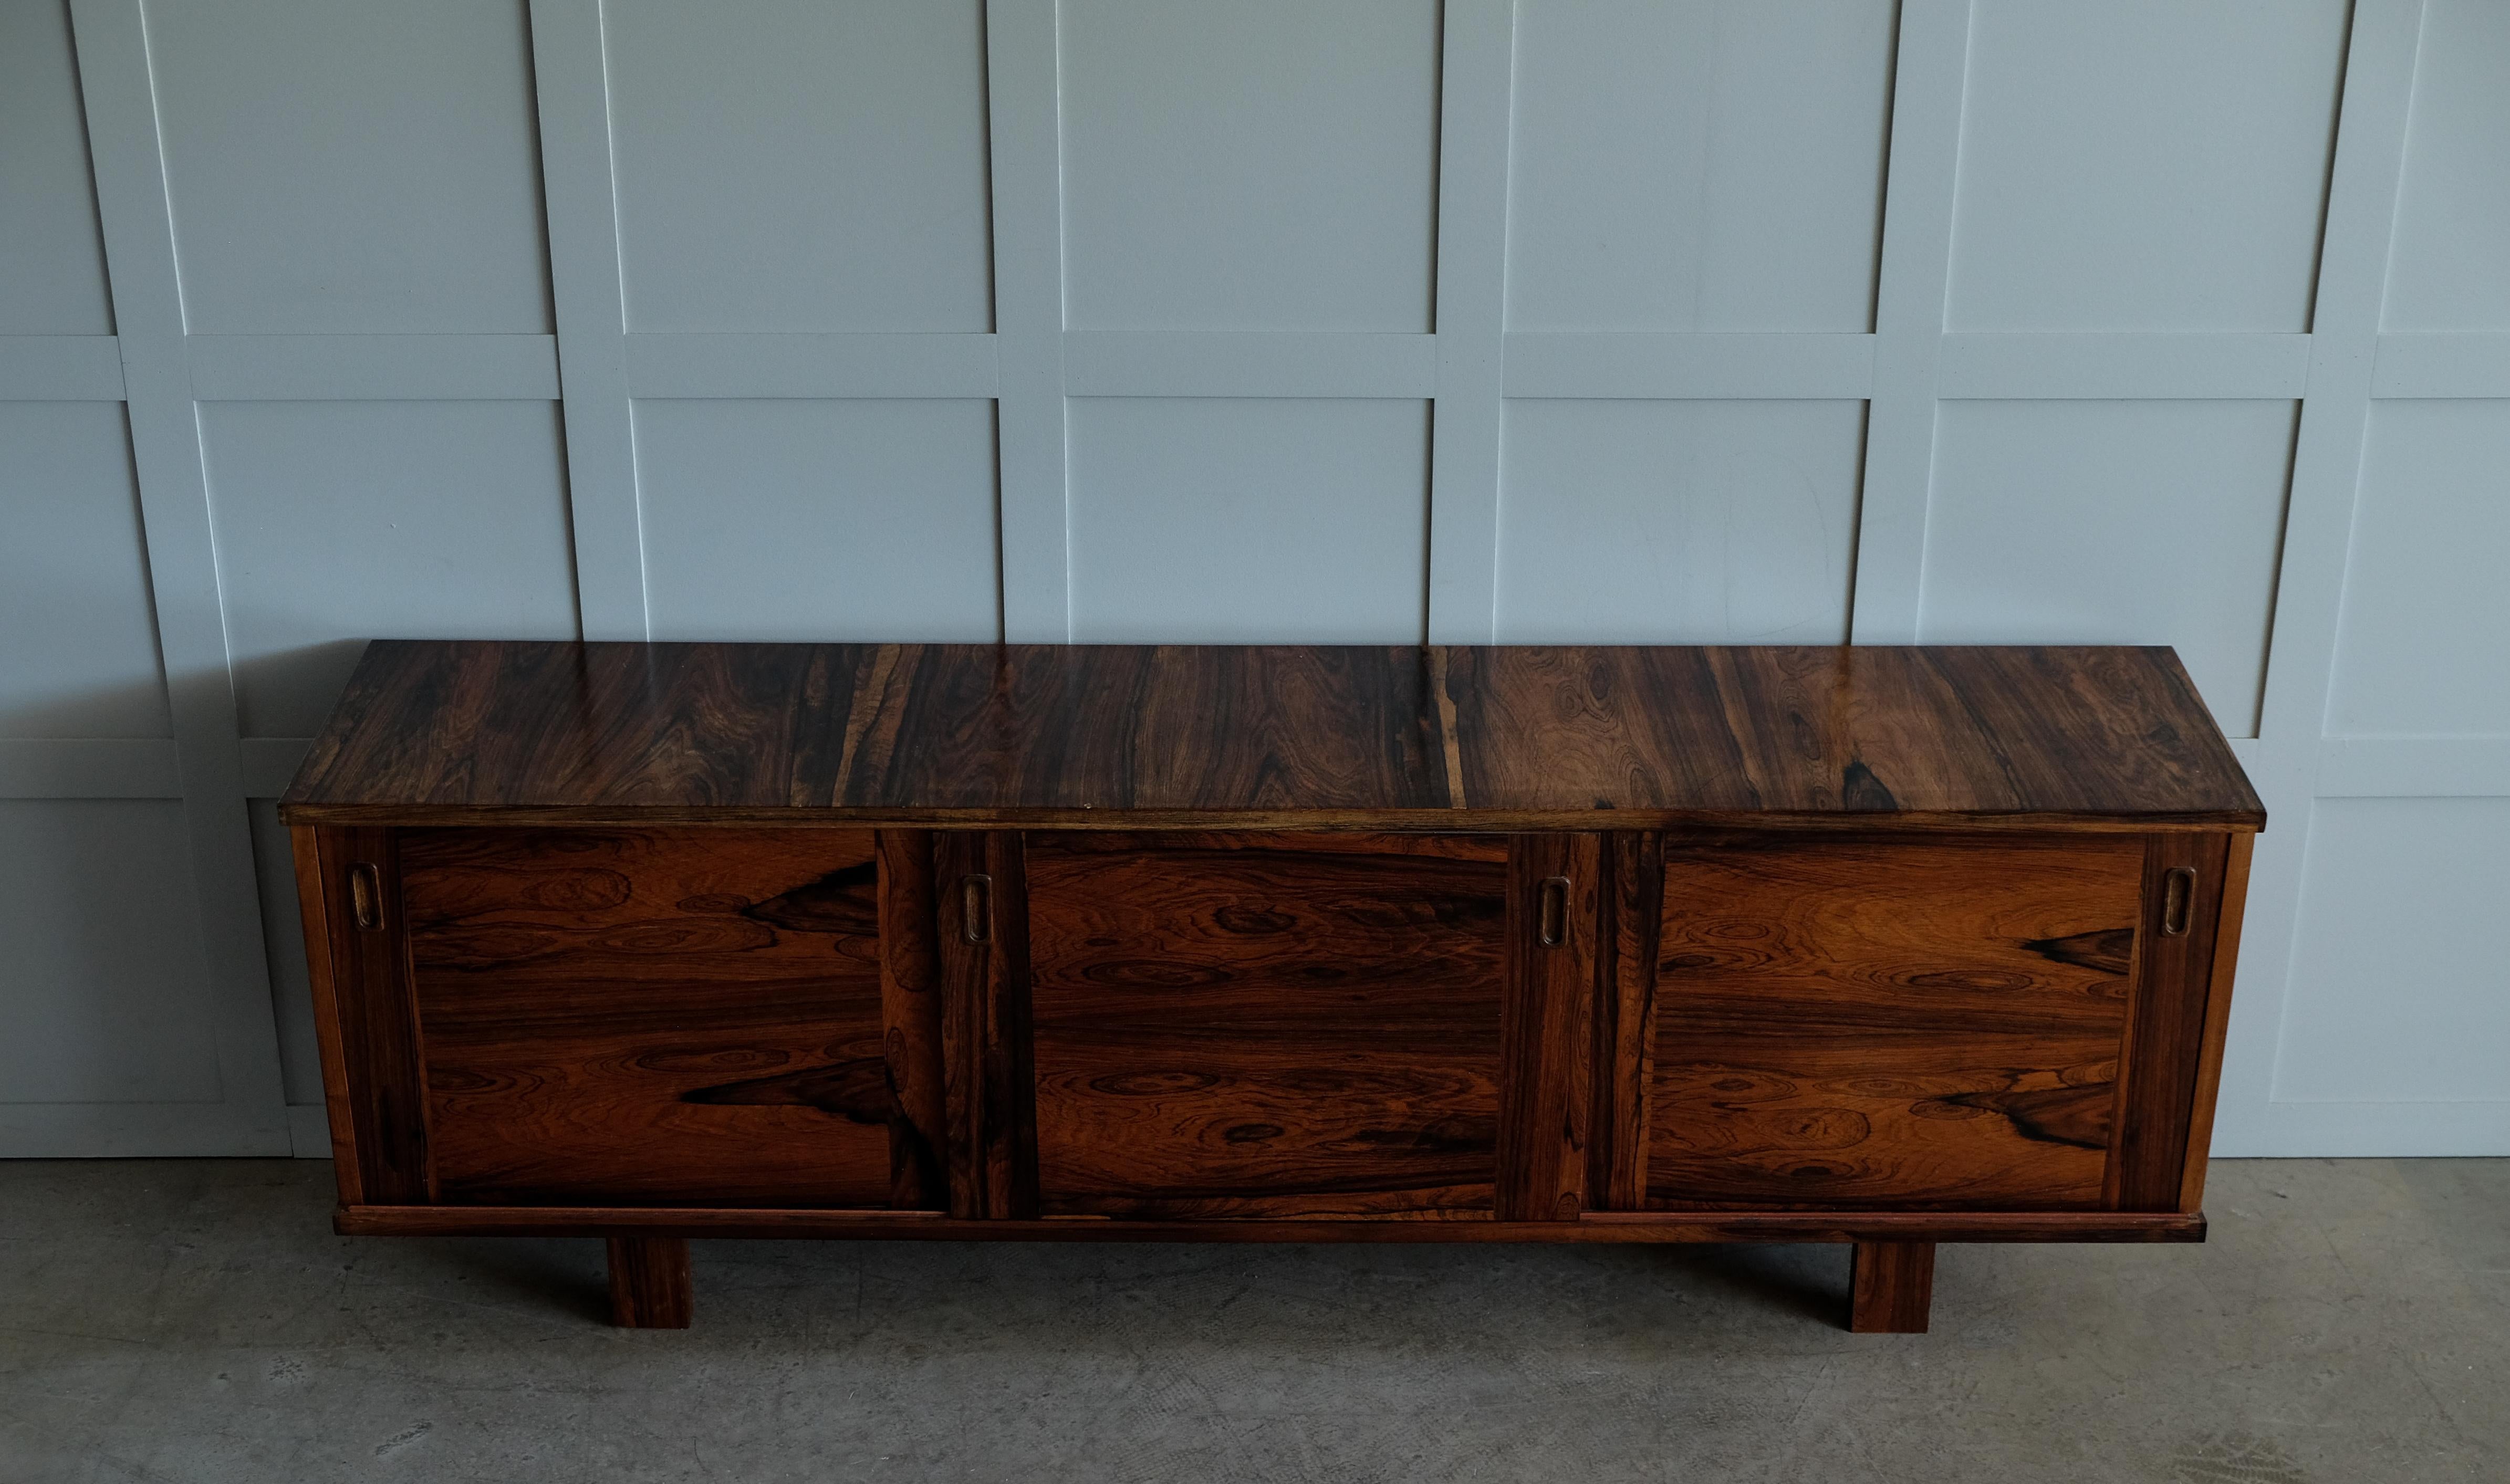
[280, 641, 2262, 830]
[1647, 835, 2146, 1211]
[401, 828, 900, 1207]
[1026, 833, 1508, 1219]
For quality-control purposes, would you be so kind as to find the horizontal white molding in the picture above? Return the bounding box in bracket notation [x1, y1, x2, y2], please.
[0, 335, 126, 400]
[188, 334, 561, 400]
[1936, 333, 2314, 400]
[2370, 332, 2510, 399]
[0, 738, 183, 799]
[1063, 331, 1438, 399]
[239, 737, 316, 799]
[287, 1103, 335, 1159]
[1503, 332, 1875, 400]
[2316, 736, 2510, 798]
[0, 1102, 291, 1158]
[623, 332, 1000, 399]
[2217, 1099, 2510, 1159]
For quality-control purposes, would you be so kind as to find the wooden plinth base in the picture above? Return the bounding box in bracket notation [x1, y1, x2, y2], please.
[1849, 1239, 1935, 1333]
[606, 1236, 693, 1329]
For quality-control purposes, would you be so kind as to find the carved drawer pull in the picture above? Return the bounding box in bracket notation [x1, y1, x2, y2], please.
[348, 863, 383, 932]
[2160, 866, 2195, 936]
[962, 874, 993, 944]
[1538, 875, 1570, 947]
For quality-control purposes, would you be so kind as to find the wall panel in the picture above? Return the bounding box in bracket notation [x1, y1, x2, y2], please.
[1922, 400, 2298, 738]
[244, 800, 320, 1109]
[1067, 399, 1431, 642]
[1507, 0, 1893, 332]
[2276, 798, 2510, 1106]
[1059, 0, 1441, 331]
[1495, 399, 1863, 643]
[634, 398, 1002, 641]
[0, 800, 221, 1105]
[146, 0, 551, 333]
[0, 404, 168, 738]
[1947, 0, 2349, 331]
[2381, 1, 2510, 330]
[0, 0, 114, 334]
[603, 0, 993, 333]
[200, 400, 578, 738]
[2326, 400, 2510, 737]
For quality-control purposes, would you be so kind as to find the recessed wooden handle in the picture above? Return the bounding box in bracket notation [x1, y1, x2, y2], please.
[1537, 875, 1569, 947]
[348, 862, 383, 931]
[2160, 866, 2194, 936]
[962, 874, 992, 944]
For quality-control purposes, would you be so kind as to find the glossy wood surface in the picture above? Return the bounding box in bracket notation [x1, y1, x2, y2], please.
[1647, 835, 2146, 1210]
[606, 1235, 692, 1329]
[399, 828, 902, 1207]
[2110, 831, 2234, 1211]
[1026, 833, 1508, 1219]
[1849, 1240, 1936, 1333]
[2178, 832, 2255, 1213]
[339, 1204, 2205, 1245]
[876, 830, 948, 1210]
[936, 831, 1036, 1219]
[279, 641, 2263, 831]
[303, 825, 431, 1204]
[1496, 833, 1600, 1221]
[1588, 831, 1664, 1210]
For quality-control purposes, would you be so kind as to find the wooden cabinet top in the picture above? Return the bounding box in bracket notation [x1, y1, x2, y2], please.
[277, 640, 2263, 832]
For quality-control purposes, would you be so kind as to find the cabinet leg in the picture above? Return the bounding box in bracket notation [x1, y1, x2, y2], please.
[606, 1236, 693, 1329]
[1848, 1240, 1934, 1333]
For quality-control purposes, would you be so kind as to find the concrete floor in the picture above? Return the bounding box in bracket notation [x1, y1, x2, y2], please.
[1, 1159, 2502, 1482]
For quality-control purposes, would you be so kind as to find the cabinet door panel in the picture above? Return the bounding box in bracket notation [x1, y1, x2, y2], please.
[1648, 836, 2142, 1210]
[400, 828, 898, 1207]
[1026, 833, 1508, 1220]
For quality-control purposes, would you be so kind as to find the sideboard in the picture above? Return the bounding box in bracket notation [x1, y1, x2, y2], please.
[280, 641, 2261, 1333]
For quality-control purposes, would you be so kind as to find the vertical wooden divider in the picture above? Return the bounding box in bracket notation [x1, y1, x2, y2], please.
[878, 830, 949, 1210]
[2178, 832, 2256, 1213]
[1588, 832, 1662, 1210]
[936, 832, 1038, 1220]
[1498, 833, 1602, 1221]
[2110, 832, 2235, 1211]
[305, 826, 431, 1204]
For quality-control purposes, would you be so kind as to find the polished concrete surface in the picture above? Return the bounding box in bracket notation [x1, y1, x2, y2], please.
[2, 1158, 2502, 1482]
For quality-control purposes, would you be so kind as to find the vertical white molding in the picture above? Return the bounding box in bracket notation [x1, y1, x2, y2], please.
[1425, 0, 1516, 645]
[987, 0, 1070, 643]
[527, 0, 648, 641]
[2214, 0, 2425, 1153]
[66, 0, 288, 1151]
[1848, 0, 1973, 644]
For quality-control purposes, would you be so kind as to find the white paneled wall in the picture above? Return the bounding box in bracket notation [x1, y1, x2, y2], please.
[2, 0, 2503, 1157]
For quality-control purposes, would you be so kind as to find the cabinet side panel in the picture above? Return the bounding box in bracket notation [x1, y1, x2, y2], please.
[2111, 832, 2235, 1210]
[2178, 832, 2253, 1212]
[306, 827, 431, 1203]
[1650, 835, 2142, 1210]
[401, 828, 892, 1207]
[289, 825, 362, 1201]
[1027, 833, 1507, 1220]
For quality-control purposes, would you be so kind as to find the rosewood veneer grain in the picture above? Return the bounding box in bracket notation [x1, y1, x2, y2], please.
[283, 641, 2259, 1333]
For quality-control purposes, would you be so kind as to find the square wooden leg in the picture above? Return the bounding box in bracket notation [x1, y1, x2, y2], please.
[607, 1236, 693, 1329]
[1849, 1240, 1934, 1333]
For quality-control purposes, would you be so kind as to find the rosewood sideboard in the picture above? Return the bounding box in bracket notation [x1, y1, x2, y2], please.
[280, 641, 2262, 1333]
